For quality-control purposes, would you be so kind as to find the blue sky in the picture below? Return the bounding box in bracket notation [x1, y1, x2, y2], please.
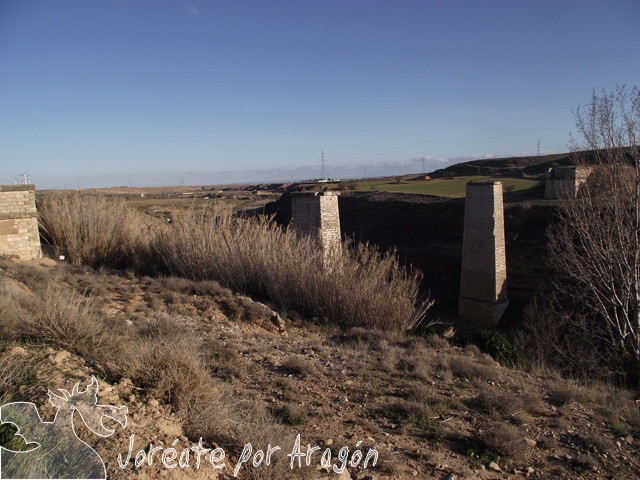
[1, 1, 638, 189]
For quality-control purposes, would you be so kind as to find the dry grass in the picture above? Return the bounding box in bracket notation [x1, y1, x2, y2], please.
[280, 357, 317, 377]
[0, 282, 33, 340]
[116, 314, 213, 411]
[0, 352, 30, 405]
[37, 195, 431, 332]
[22, 284, 116, 359]
[481, 422, 531, 465]
[449, 356, 501, 383]
[153, 205, 430, 331]
[37, 193, 152, 268]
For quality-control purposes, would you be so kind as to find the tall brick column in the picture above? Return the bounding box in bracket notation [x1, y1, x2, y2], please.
[459, 181, 508, 325]
[290, 191, 342, 261]
[0, 185, 41, 260]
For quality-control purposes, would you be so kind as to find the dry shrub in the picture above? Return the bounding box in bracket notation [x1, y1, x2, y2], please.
[109, 314, 297, 479]
[21, 284, 118, 359]
[517, 285, 619, 383]
[0, 282, 33, 340]
[153, 205, 430, 331]
[481, 422, 530, 464]
[201, 338, 247, 380]
[426, 335, 449, 349]
[280, 357, 316, 377]
[117, 314, 213, 412]
[0, 353, 30, 405]
[466, 388, 523, 419]
[374, 401, 445, 436]
[0, 258, 51, 293]
[547, 386, 582, 406]
[596, 388, 640, 436]
[37, 193, 152, 268]
[449, 356, 500, 382]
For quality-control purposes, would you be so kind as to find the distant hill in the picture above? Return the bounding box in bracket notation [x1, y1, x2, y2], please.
[426, 152, 574, 179]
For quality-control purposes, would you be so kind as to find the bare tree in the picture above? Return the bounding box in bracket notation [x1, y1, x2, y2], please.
[547, 86, 640, 358]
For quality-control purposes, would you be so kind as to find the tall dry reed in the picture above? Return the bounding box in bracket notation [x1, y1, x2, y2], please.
[37, 194, 430, 331]
[153, 205, 430, 331]
[37, 194, 151, 268]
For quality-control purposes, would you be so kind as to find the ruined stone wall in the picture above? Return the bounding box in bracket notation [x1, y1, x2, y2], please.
[0, 185, 41, 260]
[544, 166, 593, 199]
[459, 181, 508, 326]
[291, 191, 342, 258]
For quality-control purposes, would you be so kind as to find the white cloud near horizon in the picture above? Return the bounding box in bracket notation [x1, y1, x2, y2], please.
[28, 153, 538, 189]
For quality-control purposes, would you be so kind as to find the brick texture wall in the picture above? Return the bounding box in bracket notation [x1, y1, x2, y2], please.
[459, 181, 508, 326]
[291, 192, 342, 260]
[0, 185, 41, 260]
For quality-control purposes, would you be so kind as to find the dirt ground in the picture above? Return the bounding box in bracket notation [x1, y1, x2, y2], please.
[2, 260, 639, 480]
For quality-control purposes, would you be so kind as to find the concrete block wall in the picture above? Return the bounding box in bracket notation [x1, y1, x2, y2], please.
[459, 181, 508, 326]
[291, 191, 342, 260]
[0, 185, 41, 260]
[544, 166, 593, 199]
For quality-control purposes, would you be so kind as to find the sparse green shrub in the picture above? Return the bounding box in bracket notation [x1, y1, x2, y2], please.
[470, 331, 524, 367]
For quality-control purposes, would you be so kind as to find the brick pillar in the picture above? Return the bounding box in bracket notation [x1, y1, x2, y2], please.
[459, 181, 508, 325]
[290, 191, 342, 261]
[0, 185, 41, 260]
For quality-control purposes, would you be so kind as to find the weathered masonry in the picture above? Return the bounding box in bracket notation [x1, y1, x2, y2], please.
[544, 166, 592, 199]
[459, 181, 508, 326]
[0, 185, 41, 260]
[290, 191, 342, 260]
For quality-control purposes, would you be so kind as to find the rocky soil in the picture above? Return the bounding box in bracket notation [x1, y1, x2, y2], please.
[1, 260, 640, 479]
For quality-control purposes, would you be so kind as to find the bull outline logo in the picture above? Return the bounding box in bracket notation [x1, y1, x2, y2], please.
[0, 377, 127, 479]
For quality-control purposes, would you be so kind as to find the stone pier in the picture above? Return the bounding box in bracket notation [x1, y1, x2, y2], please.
[544, 166, 593, 199]
[290, 191, 342, 260]
[459, 181, 508, 325]
[0, 185, 41, 260]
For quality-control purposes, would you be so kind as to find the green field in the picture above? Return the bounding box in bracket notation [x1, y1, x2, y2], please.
[355, 176, 542, 197]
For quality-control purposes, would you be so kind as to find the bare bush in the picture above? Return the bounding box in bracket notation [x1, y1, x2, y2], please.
[515, 286, 614, 381]
[547, 86, 640, 359]
[153, 205, 430, 331]
[38, 194, 152, 268]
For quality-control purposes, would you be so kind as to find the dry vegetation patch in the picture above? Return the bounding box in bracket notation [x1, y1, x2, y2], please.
[2, 258, 640, 478]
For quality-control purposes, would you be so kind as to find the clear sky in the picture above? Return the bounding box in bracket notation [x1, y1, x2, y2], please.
[1, 1, 638, 189]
